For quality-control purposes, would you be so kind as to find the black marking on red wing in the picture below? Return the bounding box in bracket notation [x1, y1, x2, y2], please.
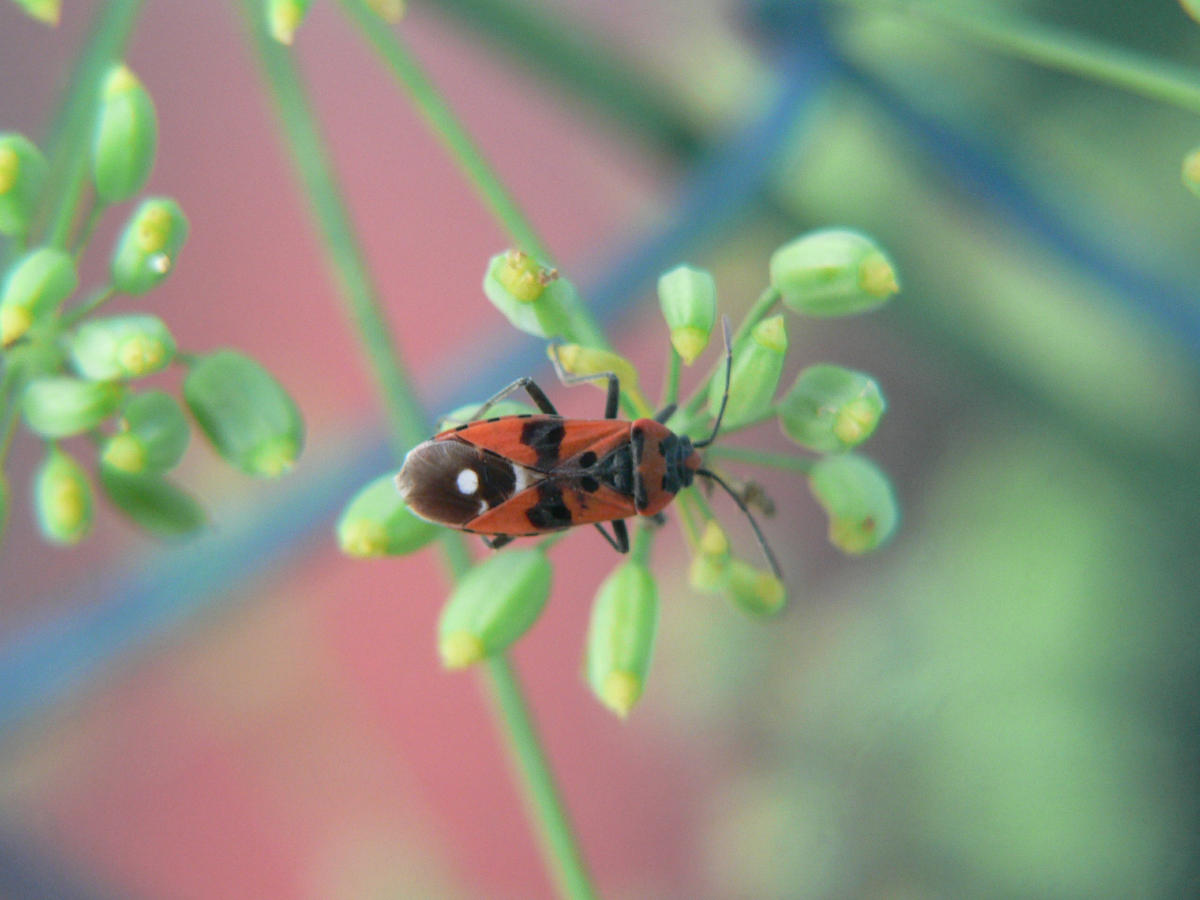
[526, 481, 574, 529]
[397, 438, 518, 527]
[521, 418, 566, 470]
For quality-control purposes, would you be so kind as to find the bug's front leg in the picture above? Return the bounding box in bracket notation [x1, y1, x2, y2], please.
[482, 534, 514, 550]
[469, 376, 559, 419]
[593, 519, 630, 554]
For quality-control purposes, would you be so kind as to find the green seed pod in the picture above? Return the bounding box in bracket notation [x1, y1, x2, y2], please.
[101, 391, 190, 473]
[0, 247, 78, 346]
[267, 0, 314, 44]
[338, 472, 438, 557]
[482, 250, 573, 338]
[34, 447, 92, 544]
[437, 399, 535, 431]
[688, 519, 731, 592]
[726, 558, 787, 616]
[71, 314, 176, 380]
[91, 64, 158, 203]
[0, 133, 48, 237]
[22, 376, 125, 438]
[99, 466, 206, 537]
[770, 229, 899, 317]
[808, 453, 898, 555]
[438, 548, 552, 668]
[586, 560, 659, 717]
[184, 350, 303, 476]
[658, 264, 716, 364]
[110, 197, 189, 294]
[778, 364, 886, 453]
[707, 315, 787, 431]
[11, 0, 60, 24]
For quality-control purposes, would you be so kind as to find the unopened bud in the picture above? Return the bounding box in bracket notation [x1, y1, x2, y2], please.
[808, 453, 898, 554]
[91, 64, 157, 203]
[0, 133, 48, 236]
[658, 264, 716, 364]
[778, 364, 885, 452]
[770, 229, 898, 317]
[707, 315, 787, 432]
[338, 472, 438, 557]
[586, 560, 658, 717]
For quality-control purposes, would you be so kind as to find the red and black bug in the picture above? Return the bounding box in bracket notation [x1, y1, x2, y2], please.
[396, 322, 781, 576]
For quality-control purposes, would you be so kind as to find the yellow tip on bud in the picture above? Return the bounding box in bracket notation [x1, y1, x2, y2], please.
[367, 0, 406, 22]
[103, 64, 139, 98]
[601, 670, 642, 718]
[440, 630, 486, 669]
[1183, 147, 1200, 197]
[101, 433, 147, 473]
[698, 519, 729, 556]
[670, 325, 708, 365]
[338, 519, 388, 558]
[0, 147, 17, 193]
[0, 306, 31, 346]
[857, 252, 900, 298]
[833, 398, 876, 445]
[752, 315, 788, 353]
[251, 437, 298, 477]
[117, 335, 164, 376]
[18, 0, 61, 26]
[497, 250, 556, 302]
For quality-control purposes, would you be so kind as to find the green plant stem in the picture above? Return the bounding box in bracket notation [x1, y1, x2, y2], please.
[630, 520, 654, 565]
[0, 363, 26, 469]
[832, 0, 1200, 115]
[661, 347, 681, 410]
[61, 285, 116, 328]
[484, 655, 598, 900]
[39, 0, 145, 250]
[242, 5, 598, 899]
[704, 444, 815, 473]
[71, 195, 107, 262]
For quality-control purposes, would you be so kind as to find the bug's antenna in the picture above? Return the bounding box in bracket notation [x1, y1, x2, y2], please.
[693, 316, 732, 450]
[695, 466, 783, 579]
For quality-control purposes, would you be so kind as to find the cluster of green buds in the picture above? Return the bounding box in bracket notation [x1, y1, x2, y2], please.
[0, 62, 303, 545]
[337, 230, 899, 717]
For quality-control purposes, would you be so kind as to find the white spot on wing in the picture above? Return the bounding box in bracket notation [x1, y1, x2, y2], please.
[512, 465, 529, 494]
[456, 468, 479, 495]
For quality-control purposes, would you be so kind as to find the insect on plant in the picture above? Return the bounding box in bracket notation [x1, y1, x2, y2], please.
[396, 318, 782, 577]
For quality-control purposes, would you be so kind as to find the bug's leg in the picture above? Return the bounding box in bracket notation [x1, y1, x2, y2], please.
[593, 520, 629, 554]
[482, 534, 514, 550]
[547, 340, 620, 419]
[653, 402, 676, 424]
[469, 376, 559, 419]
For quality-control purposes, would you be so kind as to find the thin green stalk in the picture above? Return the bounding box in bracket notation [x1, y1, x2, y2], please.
[630, 520, 654, 565]
[0, 363, 25, 468]
[241, 0, 429, 456]
[833, 0, 1200, 115]
[484, 655, 599, 900]
[241, 5, 598, 899]
[39, 0, 145, 250]
[71, 196, 107, 262]
[703, 444, 815, 473]
[661, 347, 682, 411]
[61, 285, 115, 328]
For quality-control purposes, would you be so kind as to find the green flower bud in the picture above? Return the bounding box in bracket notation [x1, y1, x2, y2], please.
[726, 558, 786, 616]
[438, 548, 552, 668]
[707, 315, 787, 431]
[71, 314, 176, 380]
[11, 0, 60, 25]
[338, 472, 438, 557]
[99, 466, 206, 537]
[0, 133, 48, 236]
[101, 391, 190, 473]
[808, 453, 898, 554]
[688, 519, 731, 592]
[437, 399, 535, 431]
[184, 350, 304, 476]
[22, 376, 124, 438]
[770, 229, 898, 317]
[91, 64, 157, 203]
[34, 447, 92, 544]
[110, 197, 189, 294]
[366, 0, 405, 21]
[778, 364, 885, 453]
[1183, 147, 1200, 198]
[658, 264, 716, 364]
[267, 0, 313, 44]
[551, 343, 651, 411]
[482, 250, 573, 338]
[1, 247, 77, 346]
[586, 560, 659, 717]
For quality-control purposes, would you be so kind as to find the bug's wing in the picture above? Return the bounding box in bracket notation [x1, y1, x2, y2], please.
[466, 477, 636, 535]
[448, 416, 630, 472]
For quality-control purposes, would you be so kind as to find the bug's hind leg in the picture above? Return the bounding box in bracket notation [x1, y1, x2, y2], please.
[593, 520, 630, 554]
[469, 376, 559, 419]
[482, 534, 515, 551]
[547, 340, 621, 419]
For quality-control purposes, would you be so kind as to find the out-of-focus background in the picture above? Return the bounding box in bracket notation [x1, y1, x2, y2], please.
[2, 1, 1199, 897]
